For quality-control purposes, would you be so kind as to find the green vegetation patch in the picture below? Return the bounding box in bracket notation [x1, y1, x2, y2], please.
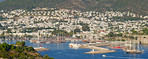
[0, 41, 53, 59]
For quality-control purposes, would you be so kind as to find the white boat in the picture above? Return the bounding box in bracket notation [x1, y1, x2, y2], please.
[102, 55, 106, 57]
[36, 40, 40, 43]
[30, 40, 33, 42]
[5, 39, 8, 40]
[46, 41, 51, 44]
[69, 43, 81, 49]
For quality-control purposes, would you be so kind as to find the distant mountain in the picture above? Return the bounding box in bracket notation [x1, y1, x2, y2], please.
[0, 0, 148, 15]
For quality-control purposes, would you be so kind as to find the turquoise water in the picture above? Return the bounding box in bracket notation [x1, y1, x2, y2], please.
[3, 40, 148, 59]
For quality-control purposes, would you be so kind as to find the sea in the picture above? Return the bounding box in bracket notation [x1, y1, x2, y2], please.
[2, 40, 148, 59]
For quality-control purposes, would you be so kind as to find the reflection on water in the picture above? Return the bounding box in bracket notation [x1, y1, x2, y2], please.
[2, 40, 148, 59]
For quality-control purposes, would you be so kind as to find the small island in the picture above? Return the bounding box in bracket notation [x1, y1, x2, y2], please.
[0, 41, 54, 59]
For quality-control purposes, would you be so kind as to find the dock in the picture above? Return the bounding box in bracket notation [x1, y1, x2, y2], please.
[85, 50, 115, 54]
[34, 47, 50, 51]
[80, 45, 115, 54]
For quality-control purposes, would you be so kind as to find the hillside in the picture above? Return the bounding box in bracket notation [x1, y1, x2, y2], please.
[0, 0, 148, 15]
[0, 41, 53, 59]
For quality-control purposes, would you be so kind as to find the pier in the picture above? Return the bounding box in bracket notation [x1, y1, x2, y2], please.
[80, 44, 115, 54]
[85, 50, 115, 54]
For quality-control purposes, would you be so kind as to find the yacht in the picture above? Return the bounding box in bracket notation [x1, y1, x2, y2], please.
[36, 40, 40, 43]
[69, 43, 81, 49]
[125, 41, 144, 54]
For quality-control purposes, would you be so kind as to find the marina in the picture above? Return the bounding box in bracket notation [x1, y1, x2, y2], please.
[0, 39, 148, 59]
[0, 0, 147, 58]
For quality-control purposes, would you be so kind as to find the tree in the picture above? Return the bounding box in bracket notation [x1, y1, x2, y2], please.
[16, 41, 21, 46]
[18, 56, 27, 59]
[117, 33, 123, 37]
[82, 25, 90, 31]
[43, 55, 53, 59]
[135, 37, 138, 40]
[0, 23, 3, 27]
[6, 29, 12, 33]
[0, 42, 52, 59]
[74, 28, 80, 33]
[132, 30, 138, 34]
[0, 32, 5, 38]
[0, 42, 10, 51]
[10, 44, 15, 50]
[0, 51, 8, 58]
[129, 36, 134, 39]
[124, 35, 127, 38]
[107, 32, 114, 37]
[16, 41, 25, 46]
[27, 47, 35, 52]
[51, 30, 72, 37]
[43, 55, 50, 59]
[21, 41, 25, 46]
[121, 39, 125, 41]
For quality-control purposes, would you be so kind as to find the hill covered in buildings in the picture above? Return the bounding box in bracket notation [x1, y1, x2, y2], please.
[0, 0, 148, 15]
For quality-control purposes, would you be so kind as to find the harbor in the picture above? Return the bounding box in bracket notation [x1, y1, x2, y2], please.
[1, 37, 144, 54]
[0, 39, 148, 59]
[68, 39, 144, 54]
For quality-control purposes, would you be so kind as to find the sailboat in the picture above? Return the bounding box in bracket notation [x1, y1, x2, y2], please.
[125, 40, 144, 54]
[110, 38, 122, 49]
[36, 31, 40, 43]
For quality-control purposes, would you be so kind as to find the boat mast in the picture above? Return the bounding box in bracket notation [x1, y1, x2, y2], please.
[137, 40, 140, 51]
[13, 22, 14, 40]
[38, 31, 39, 40]
[58, 19, 60, 42]
[133, 40, 136, 51]
[5, 25, 6, 40]
[130, 40, 132, 50]
[73, 19, 76, 38]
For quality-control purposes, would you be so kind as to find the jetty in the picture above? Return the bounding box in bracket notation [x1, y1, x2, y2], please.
[80, 45, 115, 54]
[85, 50, 115, 54]
[34, 47, 50, 51]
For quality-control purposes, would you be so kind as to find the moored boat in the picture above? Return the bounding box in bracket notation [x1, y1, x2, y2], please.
[36, 40, 40, 43]
[126, 50, 143, 54]
[125, 40, 144, 54]
[69, 43, 81, 49]
[111, 46, 122, 49]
